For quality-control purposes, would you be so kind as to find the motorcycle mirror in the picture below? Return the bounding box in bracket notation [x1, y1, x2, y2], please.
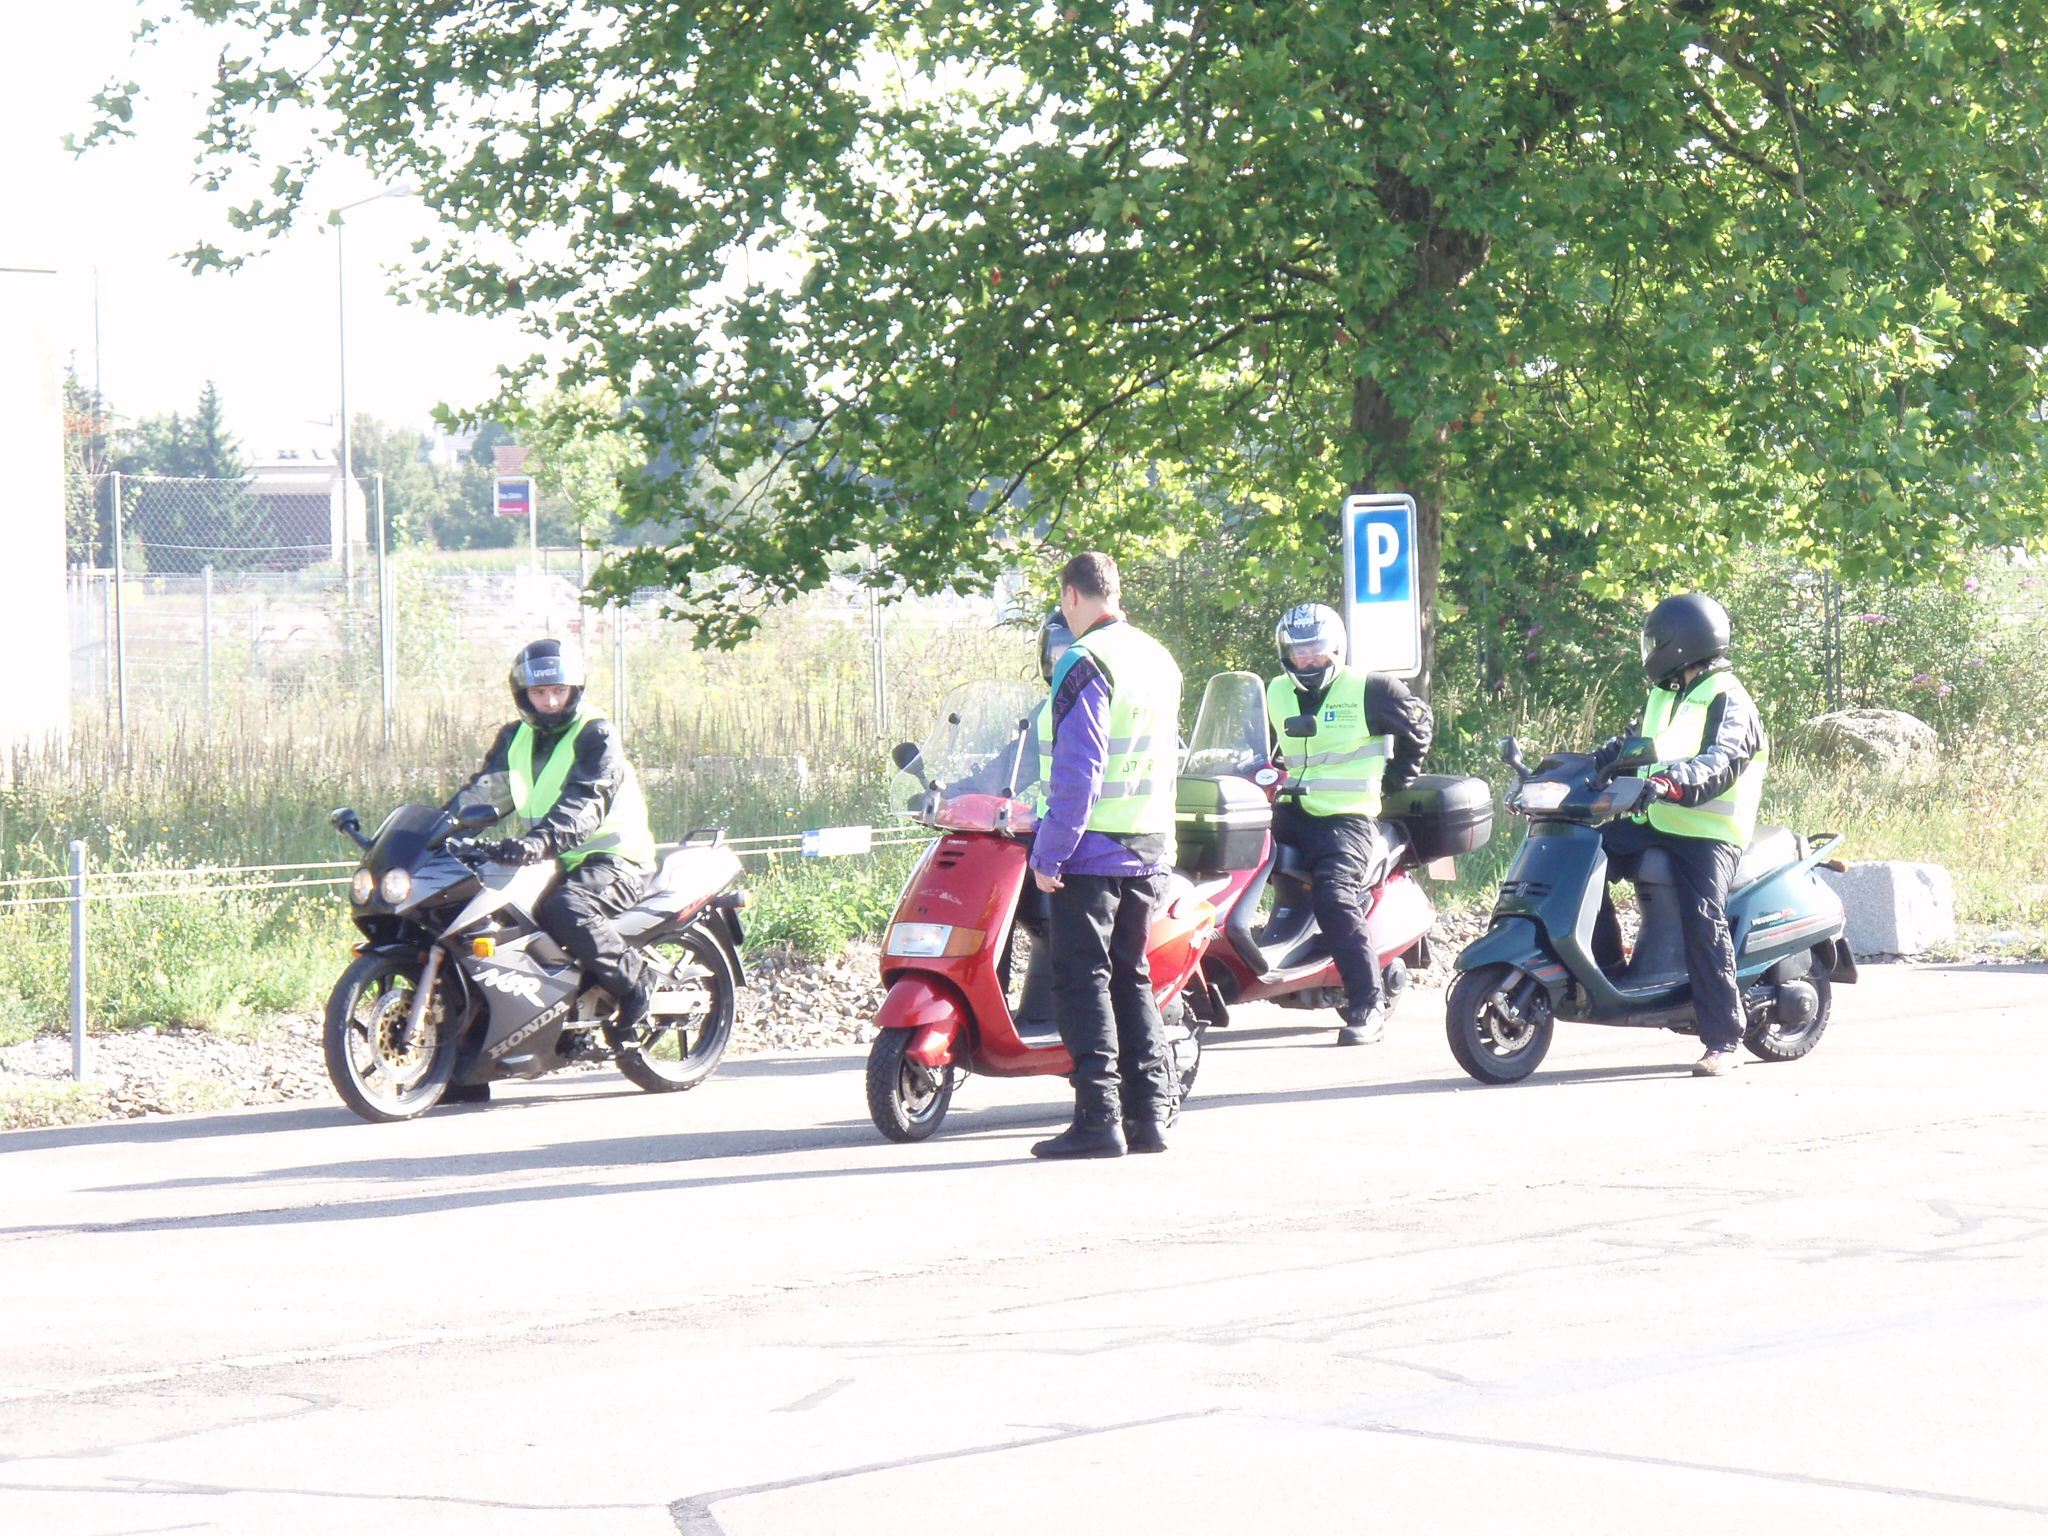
[1283, 715, 1318, 739]
[327, 806, 359, 833]
[454, 803, 499, 829]
[1613, 735, 1658, 769]
[1499, 738, 1531, 780]
[890, 741, 923, 771]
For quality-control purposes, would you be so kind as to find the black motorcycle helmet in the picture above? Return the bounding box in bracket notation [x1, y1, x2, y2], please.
[509, 638, 586, 728]
[1037, 607, 1076, 684]
[1640, 593, 1731, 690]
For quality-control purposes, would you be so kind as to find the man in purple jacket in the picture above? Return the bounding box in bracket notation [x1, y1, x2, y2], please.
[1029, 552, 1185, 1159]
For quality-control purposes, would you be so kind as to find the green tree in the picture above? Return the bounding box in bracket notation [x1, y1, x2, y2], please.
[514, 386, 639, 547]
[62, 364, 110, 565]
[111, 3, 2048, 674]
[112, 381, 266, 572]
[347, 415, 459, 548]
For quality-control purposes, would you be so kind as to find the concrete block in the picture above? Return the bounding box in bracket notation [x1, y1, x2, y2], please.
[1818, 861, 1956, 957]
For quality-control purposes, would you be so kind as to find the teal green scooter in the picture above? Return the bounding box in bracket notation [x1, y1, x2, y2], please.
[1448, 737, 1857, 1083]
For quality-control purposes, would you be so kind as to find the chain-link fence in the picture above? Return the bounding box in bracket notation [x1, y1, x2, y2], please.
[65, 471, 1012, 760]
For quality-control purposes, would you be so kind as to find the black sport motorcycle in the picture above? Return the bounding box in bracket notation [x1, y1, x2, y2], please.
[323, 803, 749, 1122]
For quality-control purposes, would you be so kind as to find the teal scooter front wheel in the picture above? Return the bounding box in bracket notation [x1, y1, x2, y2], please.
[1446, 963, 1555, 1084]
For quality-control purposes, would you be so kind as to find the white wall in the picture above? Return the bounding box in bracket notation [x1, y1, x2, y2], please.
[0, 266, 68, 744]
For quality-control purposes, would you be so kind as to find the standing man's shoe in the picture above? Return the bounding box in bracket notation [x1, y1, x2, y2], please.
[1032, 1113, 1127, 1159]
[1691, 1048, 1740, 1077]
[1122, 1116, 1169, 1153]
[1335, 1005, 1386, 1046]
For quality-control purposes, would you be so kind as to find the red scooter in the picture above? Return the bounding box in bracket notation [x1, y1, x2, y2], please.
[864, 675, 1269, 1142]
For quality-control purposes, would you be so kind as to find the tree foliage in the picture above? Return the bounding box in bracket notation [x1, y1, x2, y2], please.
[108, 1, 2048, 670]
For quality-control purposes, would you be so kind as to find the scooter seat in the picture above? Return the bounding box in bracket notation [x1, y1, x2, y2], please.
[1733, 825, 1803, 890]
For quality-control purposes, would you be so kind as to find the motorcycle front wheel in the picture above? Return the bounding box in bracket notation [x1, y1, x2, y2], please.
[866, 1028, 954, 1142]
[612, 927, 738, 1093]
[1446, 963, 1555, 1084]
[324, 952, 459, 1123]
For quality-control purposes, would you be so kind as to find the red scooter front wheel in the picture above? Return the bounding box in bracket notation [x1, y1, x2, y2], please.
[867, 1029, 956, 1141]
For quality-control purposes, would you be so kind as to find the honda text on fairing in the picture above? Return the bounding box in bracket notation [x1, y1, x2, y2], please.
[1445, 738, 1856, 1083]
[322, 804, 749, 1122]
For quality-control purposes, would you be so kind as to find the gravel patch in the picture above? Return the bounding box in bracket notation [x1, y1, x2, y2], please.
[1, 941, 890, 1131]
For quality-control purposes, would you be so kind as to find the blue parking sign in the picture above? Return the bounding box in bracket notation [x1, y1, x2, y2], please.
[1341, 493, 1420, 677]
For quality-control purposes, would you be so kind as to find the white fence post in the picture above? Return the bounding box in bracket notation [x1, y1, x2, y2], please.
[201, 563, 214, 716]
[68, 840, 88, 1080]
[110, 471, 127, 735]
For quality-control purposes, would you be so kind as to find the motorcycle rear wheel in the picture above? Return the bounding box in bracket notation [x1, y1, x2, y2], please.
[1446, 963, 1555, 1084]
[612, 928, 737, 1092]
[866, 1028, 954, 1142]
[1743, 947, 1833, 1062]
[324, 953, 459, 1123]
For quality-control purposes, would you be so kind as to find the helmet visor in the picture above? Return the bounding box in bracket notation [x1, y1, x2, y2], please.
[512, 650, 584, 690]
[1283, 641, 1340, 676]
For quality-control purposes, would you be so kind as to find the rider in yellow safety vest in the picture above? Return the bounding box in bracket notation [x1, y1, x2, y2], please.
[1591, 593, 1769, 1078]
[445, 638, 659, 1035]
[1266, 602, 1433, 1048]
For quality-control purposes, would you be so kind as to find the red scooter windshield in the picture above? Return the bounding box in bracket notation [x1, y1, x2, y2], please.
[888, 678, 1047, 837]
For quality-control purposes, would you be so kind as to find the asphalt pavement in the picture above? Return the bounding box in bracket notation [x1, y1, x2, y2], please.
[2, 961, 2044, 1535]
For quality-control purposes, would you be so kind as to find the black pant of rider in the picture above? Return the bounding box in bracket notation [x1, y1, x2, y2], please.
[1593, 819, 1743, 1053]
[533, 857, 647, 1004]
[1047, 870, 1175, 1124]
[1270, 800, 1396, 1022]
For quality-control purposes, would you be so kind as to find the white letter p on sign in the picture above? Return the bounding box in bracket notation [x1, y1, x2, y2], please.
[1366, 522, 1400, 595]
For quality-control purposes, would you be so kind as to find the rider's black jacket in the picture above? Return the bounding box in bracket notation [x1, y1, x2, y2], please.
[446, 715, 635, 861]
[1285, 672, 1434, 793]
[1594, 660, 1765, 810]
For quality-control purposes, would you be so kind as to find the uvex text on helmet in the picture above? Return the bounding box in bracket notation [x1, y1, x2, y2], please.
[1275, 602, 1347, 692]
[1639, 594, 1731, 688]
[509, 638, 587, 725]
[1038, 607, 1076, 684]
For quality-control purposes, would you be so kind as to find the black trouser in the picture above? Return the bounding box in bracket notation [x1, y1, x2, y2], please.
[1595, 819, 1743, 1053]
[533, 857, 647, 1001]
[1047, 871, 1173, 1121]
[1270, 802, 1395, 1017]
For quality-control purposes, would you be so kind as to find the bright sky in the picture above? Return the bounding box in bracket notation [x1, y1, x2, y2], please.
[2, 0, 531, 457]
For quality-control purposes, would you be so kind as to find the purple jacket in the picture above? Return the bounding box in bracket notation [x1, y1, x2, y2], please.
[1030, 620, 1171, 879]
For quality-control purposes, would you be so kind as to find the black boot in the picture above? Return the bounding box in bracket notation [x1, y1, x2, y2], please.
[1121, 1115, 1169, 1154]
[1032, 1106, 1126, 1159]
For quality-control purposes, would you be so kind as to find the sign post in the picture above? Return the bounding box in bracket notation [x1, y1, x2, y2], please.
[1340, 493, 1421, 679]
[494, 474, 537, 568]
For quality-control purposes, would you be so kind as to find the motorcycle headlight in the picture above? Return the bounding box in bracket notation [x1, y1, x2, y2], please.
[350, 868, 376, 905]
[1519, 781, 1570, 811]
[883, 922, 983, 958]
[378, 868, 413, 906]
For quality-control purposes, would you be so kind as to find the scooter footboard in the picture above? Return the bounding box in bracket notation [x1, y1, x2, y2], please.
[875, 974, 970, 1068]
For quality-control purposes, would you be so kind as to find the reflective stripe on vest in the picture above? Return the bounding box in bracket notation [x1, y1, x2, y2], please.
[1266, 668, 1390, 817]
[1046, 621, 1183, 837]
[1638, 671, 1769, 846]
[508, 713, 657, 870]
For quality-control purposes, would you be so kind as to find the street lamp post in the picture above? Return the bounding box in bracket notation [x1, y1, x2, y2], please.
[333, 186, 416, 599]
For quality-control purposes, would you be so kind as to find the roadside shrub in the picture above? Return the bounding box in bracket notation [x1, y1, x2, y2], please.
[740, 846, 924, 962]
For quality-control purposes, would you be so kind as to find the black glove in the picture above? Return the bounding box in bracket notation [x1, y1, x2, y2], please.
[448, 836, 544, 866]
